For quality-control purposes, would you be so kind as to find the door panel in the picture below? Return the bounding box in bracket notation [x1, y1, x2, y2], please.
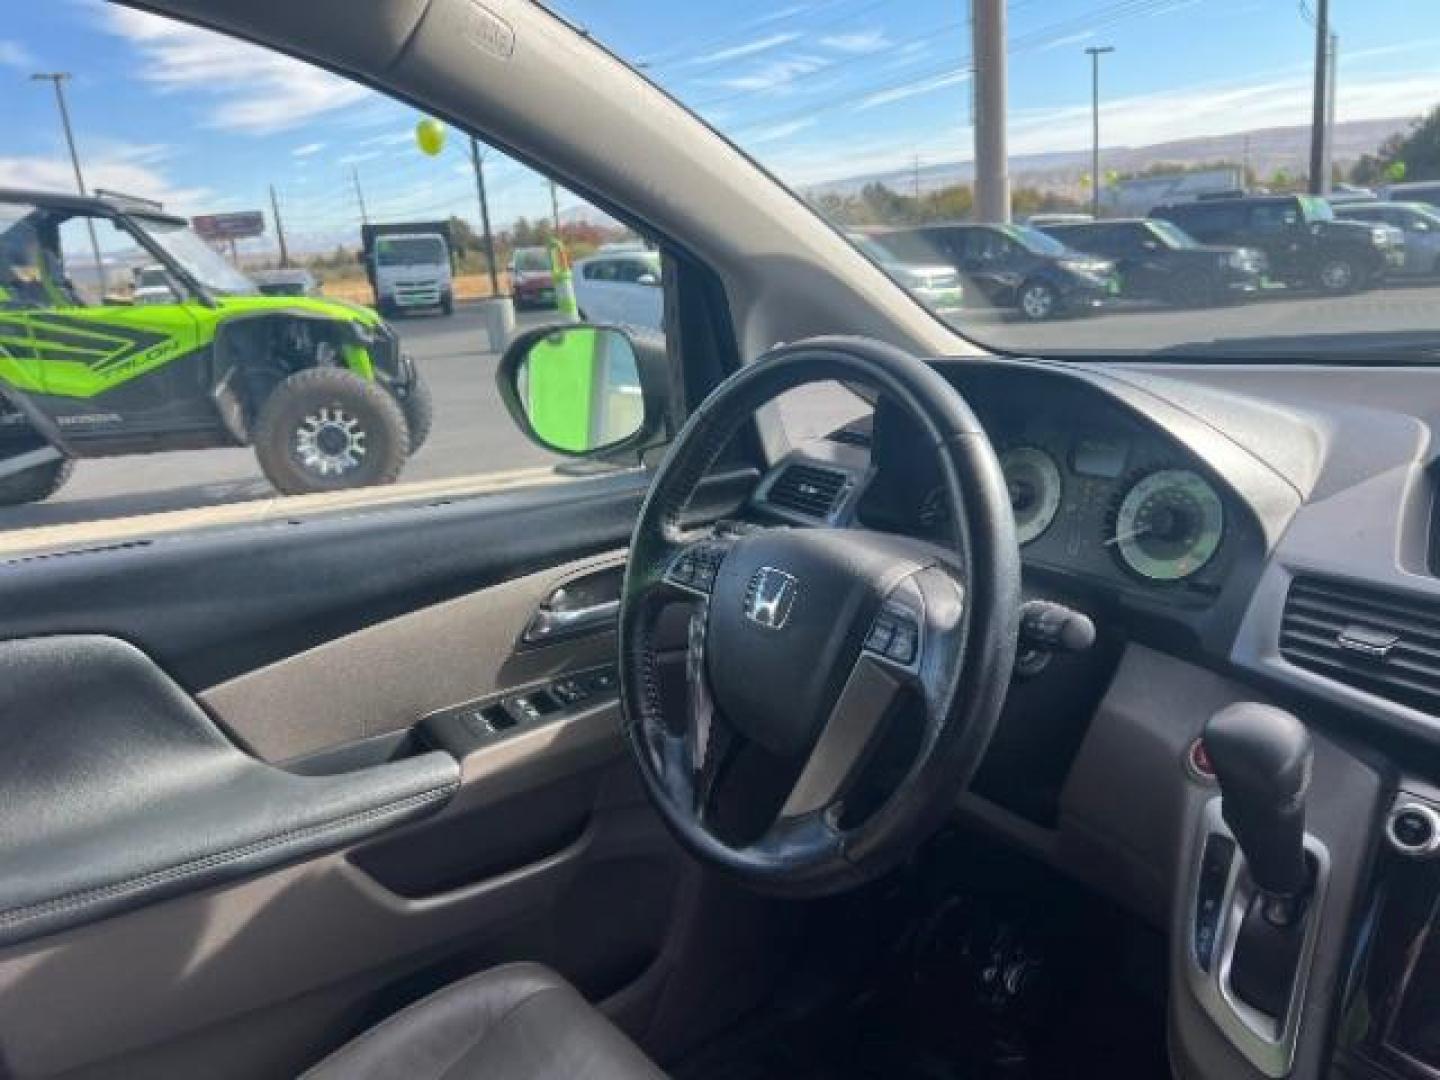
[0, 467, 755, 689]
[203, 551, 627, 761]
[0, 467, 770, 1078]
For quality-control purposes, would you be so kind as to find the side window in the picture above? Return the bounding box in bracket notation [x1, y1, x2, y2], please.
[31, 215, 136, 307]
[1, 6, 668, 547]
[1250, 204, 1299, 234]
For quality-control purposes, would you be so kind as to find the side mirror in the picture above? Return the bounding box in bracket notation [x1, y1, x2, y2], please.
[497, 324, 669, 461]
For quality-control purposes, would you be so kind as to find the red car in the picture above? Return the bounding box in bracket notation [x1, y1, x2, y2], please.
[508, 245, 556, 309]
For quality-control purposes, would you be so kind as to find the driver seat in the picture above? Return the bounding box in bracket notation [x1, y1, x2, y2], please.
[303, 963, 666, 1079]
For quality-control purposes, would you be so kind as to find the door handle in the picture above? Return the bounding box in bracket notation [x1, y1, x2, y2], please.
[523, 599, 620, 643]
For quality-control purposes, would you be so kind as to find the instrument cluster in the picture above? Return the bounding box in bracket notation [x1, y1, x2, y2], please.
[887, 409, 1231, 591]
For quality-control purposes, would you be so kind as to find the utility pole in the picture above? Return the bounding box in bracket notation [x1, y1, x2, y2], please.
[548, 178, 562, 234]
[470, 136, 500, 296]
[1324, 32, 1338, 194]
[1086, 46, 1116, 219]
[972, 0, 1010, 223]
[269, 184, 290, 268]
[32, 72, 105, 294]
[1307, 0, 1330, 194]
[351, 167, 369, 225]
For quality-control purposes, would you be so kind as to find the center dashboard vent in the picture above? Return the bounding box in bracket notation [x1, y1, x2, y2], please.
[763, 462, 851, 520]
[1281, 575, 1440, 716]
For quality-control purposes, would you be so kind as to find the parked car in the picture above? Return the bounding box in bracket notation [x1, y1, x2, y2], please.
[1334, 201, 1440, 276]
[509, 245, 556, 309]
[878, 222, 1119, 320]
[848, 233, 964, 315]
[1151, 193, 1402, 293]
[1040, 218, 1265, 306]
[250, 267, 322, 297]
[574, 249, 663, 330]
[130, 264, 178, 305]
[1379, 180, 1440, 210]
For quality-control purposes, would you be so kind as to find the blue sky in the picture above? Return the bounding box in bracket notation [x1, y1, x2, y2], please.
[4, 0, 1439, 255]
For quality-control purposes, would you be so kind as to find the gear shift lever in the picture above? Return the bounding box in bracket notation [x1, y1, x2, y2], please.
[1204, 702, 1313, 924]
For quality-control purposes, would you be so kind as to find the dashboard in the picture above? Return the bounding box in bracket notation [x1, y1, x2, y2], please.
[754, 363, 1268, 626]
[746, 354, 1440, 1080]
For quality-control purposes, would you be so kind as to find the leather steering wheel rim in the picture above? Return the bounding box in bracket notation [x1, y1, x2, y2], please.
[618, 337, 1020, 896]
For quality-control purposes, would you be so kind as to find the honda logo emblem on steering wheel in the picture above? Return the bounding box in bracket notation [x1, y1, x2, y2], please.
[744, 567, 797, 629]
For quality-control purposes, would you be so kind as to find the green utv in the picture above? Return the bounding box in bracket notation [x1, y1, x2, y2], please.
[0, 190, 433, 504]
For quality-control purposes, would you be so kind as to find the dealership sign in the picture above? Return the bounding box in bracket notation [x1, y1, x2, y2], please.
[191, 211, 265, 241]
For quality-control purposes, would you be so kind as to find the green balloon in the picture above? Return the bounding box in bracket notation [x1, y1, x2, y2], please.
[415, 118, 446, 156]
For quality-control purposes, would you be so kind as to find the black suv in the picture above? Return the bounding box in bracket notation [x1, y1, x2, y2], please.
[1040, 218, 1265, 307]
[1150, 193, 1402, 294]
[876, 223, 1119, 320]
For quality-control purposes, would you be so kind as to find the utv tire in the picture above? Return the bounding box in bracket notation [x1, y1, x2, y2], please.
[253, 368, 409, 496]
[441, 293, 455, 316]
[0, 456, 73, 506]
[394, 370, 434, 453]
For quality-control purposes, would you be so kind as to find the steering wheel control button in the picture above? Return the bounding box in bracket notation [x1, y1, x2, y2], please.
[1387, 801, 1440, 857]
[865, 603, 921, 666]
[665, 542, 727, 595]
[1194, 834, 1235, 972]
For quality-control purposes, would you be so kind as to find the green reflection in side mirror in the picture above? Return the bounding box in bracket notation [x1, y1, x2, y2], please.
[518, 326, 644, 454]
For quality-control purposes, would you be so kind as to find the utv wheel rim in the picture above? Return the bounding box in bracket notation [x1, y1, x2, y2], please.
[294, 406, 367, 477]
[1021, 286, 1053, 318]
[1320, 261, 1353, 290]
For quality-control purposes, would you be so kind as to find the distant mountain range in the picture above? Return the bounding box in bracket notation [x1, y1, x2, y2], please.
[806, 116, 1416, 197]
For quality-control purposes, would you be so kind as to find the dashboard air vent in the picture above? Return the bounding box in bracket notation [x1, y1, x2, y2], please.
[765, 463, 850, 520]
[1281, 575, 1440, 715]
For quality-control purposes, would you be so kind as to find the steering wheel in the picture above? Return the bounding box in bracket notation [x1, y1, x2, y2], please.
[619, 337, 1020, 896]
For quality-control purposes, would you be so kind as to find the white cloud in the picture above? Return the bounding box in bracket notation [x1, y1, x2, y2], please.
[1038, 30, 1096, 53]
[0, 149, 212, 214]
[682, 32, 802, 67]
[291, 142, 326, 157]
[745, 118, 818, 145]
[857, 68, 971, 110]
[820, 30, 890, 55]
[1007, 69, 1439, 157]
[712, 55, 829, 93]
[0, 39, 35, 69]
[104, 7, 370, 134]
[337, 150, 382, 165]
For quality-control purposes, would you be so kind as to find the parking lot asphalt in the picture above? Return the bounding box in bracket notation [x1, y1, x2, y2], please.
[3, 277, 1438, 536]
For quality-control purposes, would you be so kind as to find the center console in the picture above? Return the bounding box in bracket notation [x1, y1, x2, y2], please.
[1331, 784, 1440, 1080]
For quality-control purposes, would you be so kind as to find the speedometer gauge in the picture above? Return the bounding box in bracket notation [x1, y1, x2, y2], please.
[1111, 469, 1224, 581]
[1001, 447, 1062, 545]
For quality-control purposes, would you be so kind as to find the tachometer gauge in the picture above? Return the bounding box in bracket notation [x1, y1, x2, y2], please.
[1001, 446, 1063, 545]
[1110, 469, 1224, 581]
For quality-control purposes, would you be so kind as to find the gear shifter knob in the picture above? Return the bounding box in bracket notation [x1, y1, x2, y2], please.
[1203, 703, 1313, 906]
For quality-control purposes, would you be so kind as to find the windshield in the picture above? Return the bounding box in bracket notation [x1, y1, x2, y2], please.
[512, 248, 551, 273]
[1147, 220, 1198, 249]
[376, 237, 445, 267]
[552, 0, 1440, 361]
[1004, 224, 1069, 256]
[140, 219, 256, 295]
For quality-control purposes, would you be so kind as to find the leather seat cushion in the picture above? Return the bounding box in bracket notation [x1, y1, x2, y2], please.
[303, 963, 666, 1080]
